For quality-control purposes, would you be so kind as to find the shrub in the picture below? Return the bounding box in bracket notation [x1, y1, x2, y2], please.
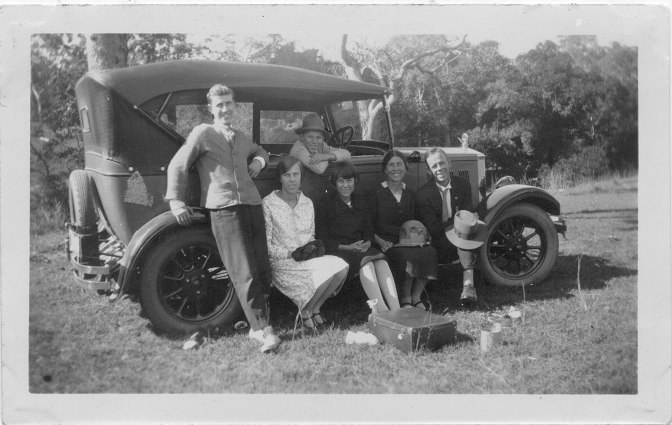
[31, 199, 68, 235]
[538, 145, 612, 189]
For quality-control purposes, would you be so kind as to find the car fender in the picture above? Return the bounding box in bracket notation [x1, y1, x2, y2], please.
[115, 208, 210, 295]
[478, 184, 561, 224]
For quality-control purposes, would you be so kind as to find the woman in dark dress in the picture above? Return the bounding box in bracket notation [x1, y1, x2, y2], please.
[369, 150, 438, 310]
[316, 162, 400, 311]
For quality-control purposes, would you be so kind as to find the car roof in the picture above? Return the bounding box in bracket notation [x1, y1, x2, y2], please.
[82, 59, 388, 106]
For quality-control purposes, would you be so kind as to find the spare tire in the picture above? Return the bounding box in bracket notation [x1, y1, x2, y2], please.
[68, 170, 97, 234]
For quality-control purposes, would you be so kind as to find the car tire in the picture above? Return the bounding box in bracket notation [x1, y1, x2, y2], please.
[68, 170, 97, 234]
[140, 226, 242, 335]
[479, 203, 559, 287]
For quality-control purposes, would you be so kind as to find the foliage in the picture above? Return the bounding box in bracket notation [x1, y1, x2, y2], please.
[343, 33, 636, 181]
[344, 35, 471, 146]
[245, 35, 344, 76]
[31, 34, 87, 142]
[537, 144, 613, 189]
[471, 38, 637, 177]
[31, 34, 88, 220]
[30, 33, 638, 231]
[127, 34, 199, 65]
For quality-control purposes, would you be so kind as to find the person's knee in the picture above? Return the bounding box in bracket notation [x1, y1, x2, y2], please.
[338, 264, 349, 276]
[360, 262, 376, 281]
[458, 248, 479, 269]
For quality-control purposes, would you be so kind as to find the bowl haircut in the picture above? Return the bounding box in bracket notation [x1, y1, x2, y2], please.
[277, 155, 303, 183]
[329, 161, 360, 186]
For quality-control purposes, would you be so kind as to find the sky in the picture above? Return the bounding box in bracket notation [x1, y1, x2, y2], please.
[189, 5, 645, 62]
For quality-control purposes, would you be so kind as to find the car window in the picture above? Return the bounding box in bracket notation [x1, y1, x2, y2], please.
[163, 103, 253, 140]
[260, 110, 314, 145]
[143, 90, 253, 140]
[330, 100, 390, 143]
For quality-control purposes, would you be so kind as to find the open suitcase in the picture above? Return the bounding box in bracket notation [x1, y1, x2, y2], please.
[368, 307, 457, 353]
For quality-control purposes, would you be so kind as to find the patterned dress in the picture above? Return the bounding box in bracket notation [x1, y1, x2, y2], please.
[262, 191, 349, 309]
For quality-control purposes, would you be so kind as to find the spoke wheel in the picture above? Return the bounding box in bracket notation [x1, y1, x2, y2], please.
[479, 203, 558, 287]
[140, 226, 241, 335]
[325, 126, 354, 150]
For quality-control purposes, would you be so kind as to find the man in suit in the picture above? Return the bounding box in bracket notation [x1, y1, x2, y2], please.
[415, 147, 482, 308]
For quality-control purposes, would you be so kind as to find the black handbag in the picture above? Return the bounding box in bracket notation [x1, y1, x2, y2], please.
[291, 239, 325, 262]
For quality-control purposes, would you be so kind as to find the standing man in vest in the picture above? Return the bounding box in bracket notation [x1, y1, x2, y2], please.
[165, 84, 280, 353]
[415, 148, 486, 308]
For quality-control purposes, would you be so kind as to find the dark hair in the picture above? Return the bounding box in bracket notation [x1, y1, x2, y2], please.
[207, 84, 235, 103]
[277, 155, 302, 181]
[382, 150, 409, 171]
[329, 161, 359, 186]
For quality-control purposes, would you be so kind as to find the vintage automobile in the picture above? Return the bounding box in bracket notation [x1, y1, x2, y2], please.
[67, 59, 566, 335]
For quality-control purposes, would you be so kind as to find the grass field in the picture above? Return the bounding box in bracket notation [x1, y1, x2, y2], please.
[28, 176, 638, 394]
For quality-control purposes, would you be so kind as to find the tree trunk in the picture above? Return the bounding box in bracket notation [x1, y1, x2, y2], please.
[85, 34, 128, 71]
[339, 35, 375, 138]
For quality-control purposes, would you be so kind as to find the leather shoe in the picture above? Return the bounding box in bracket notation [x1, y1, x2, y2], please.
[460, 283, 477, 308]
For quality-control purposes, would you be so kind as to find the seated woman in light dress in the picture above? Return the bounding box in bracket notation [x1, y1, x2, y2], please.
[262, 155, 349, 329]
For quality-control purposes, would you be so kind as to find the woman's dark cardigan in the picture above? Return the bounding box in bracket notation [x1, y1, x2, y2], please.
[315, 190, 374, 254]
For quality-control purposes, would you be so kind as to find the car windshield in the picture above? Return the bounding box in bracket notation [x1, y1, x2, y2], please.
[260, 100, 390, 146]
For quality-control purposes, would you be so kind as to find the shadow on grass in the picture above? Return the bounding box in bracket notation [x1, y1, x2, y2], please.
[566, 208, 638, 215]
[137, 253, 636, 338]
[564, 187, 637, 196]
[270, 253, 635, 329]
[405, 254, 636, 316]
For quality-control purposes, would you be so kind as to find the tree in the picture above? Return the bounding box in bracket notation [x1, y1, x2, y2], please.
[595, 43, 638, 167]
[85, 34, 128, 71]
[340, 34, 469, 144]
[127, 34, 201, 65]
[31, 34, 88, 214]
[246, 35, 343, 76]
[473, 41, 581, 171]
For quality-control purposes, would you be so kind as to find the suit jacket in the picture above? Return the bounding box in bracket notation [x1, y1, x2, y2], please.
[415, 176, 473, 259]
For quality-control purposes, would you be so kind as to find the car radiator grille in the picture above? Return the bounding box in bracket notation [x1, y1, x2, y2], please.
[450, 170, 470, 180]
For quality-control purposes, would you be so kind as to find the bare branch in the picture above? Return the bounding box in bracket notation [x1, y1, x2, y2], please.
[31, 84, 42, 118]
[340, 35, 356, 68]
[395, 35, 469, 81]
[340, 34, 365, 83]
[361, 65, 385, 85]
[30, 142, 51, 176]
[381, 49, 394, 64]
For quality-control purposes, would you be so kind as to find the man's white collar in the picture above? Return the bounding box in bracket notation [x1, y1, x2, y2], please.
[435, 180, 452, 190]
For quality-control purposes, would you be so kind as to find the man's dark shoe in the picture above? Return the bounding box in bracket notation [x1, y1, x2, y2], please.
[460, 283, 477, 309]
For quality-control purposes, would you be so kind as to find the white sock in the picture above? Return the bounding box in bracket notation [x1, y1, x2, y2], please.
[463, 269, 474, 286]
